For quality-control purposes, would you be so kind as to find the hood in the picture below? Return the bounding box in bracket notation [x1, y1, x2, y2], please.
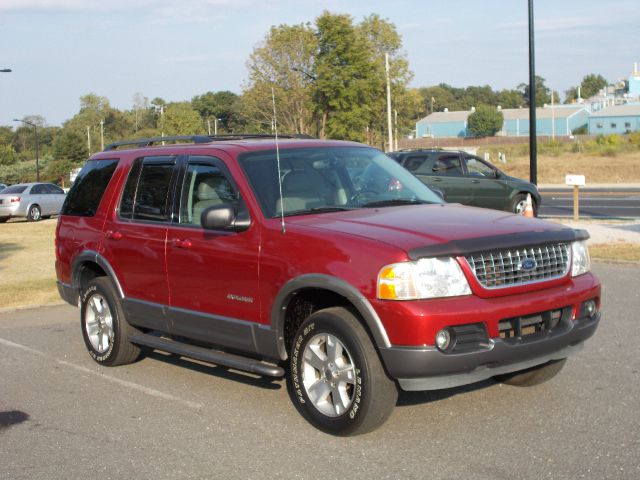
[284, 203, 578, 256]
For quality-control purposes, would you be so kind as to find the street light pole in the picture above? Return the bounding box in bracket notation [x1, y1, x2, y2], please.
[528, 0, 538, 185]
[13, 118, 40, 182]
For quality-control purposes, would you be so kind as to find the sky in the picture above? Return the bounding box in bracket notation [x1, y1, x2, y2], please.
[1, 0, 638, 127]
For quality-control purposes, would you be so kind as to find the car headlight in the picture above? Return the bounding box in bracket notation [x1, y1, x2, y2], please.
[571, 241, 591, 277]
[377, 257, 471, 300]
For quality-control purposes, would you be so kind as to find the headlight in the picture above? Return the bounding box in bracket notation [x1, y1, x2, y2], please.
[571, 241, 591, 277]
[377, 257, 471, 300]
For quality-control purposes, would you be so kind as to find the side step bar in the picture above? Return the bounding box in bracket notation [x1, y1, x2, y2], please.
[129, 334, 285, 377]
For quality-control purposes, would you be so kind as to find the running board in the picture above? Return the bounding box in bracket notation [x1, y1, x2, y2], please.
[129, 334, 285, 377]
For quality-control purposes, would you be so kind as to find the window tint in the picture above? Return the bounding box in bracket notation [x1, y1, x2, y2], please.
[61, 159, 118, 217]
[433, 154, 463, 176]
[465, 157, 495, 177]
[45, 184, 65, 194]
[178, 160, 239, 225]
[1, 185, 27, 194]
[31, 184, 45, 194]
[119, 156, 176, 222]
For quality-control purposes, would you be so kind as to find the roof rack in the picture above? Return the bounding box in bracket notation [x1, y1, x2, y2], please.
[103, 134, 315, 151]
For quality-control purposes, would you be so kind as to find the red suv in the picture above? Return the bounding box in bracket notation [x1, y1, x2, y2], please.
[55, 135, 601, 435]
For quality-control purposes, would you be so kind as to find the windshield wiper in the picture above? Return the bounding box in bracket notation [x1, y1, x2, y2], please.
[362, 198, 430, 208]
[280, 206, 354, 217]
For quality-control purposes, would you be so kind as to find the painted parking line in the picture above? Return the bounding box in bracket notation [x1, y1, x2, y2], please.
[0, 336, 203, 410]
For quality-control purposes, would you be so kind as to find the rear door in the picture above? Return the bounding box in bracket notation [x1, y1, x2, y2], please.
[43, 183, 66, 215]
[101, 155, 177, 331]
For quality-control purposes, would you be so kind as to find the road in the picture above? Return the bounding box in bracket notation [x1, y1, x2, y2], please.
[1, 264, 639, 480]
[539, 187, 640, 219]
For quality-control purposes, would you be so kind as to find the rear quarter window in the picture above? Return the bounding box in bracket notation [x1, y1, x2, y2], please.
[62, 159, 119, 216]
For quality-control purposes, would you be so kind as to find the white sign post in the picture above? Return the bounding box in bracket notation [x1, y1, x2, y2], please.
[565, 175, 586, 221]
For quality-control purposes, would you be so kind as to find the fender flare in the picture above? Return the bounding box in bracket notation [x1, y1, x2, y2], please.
[271, 274, 391, 360]
[71, 250, 125, 298]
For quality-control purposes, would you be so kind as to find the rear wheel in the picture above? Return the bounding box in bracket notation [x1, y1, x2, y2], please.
[80, 277, 142, 366]
[494, 359, 566, 387]
[290, 307, 398, 436]
[27, 205, 41, 222]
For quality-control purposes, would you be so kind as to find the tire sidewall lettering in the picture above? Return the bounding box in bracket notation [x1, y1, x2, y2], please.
[82, 284, 115, 363]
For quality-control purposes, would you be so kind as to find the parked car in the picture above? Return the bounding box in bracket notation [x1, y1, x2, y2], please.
[0, 182, 66, 222]
[56, 135, 600, 435]
[388, 149, 541, 215]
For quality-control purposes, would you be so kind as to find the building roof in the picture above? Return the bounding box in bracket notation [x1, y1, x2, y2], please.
[589, 104, 640, 118]
[417, 106, 589, 124]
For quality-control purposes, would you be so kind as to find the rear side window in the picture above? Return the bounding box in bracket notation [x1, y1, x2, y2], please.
[62, 159, 118, 216]
[119, 156, 176, 222]
[2, 185, 27, 194]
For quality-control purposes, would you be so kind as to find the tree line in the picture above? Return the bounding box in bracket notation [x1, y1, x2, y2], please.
[0, 10, 611, 185]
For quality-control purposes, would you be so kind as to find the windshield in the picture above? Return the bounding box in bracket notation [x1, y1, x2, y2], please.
[239, 146, 443, 218]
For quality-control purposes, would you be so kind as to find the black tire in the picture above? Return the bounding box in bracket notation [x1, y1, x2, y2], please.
[494, 359, 566, 387]
[27, 204, 41, 222]
[511, 193, 537, 216]
[289, 307, 398, 436]
[0, 217, 9, 223]
[80, 277, 142, 366]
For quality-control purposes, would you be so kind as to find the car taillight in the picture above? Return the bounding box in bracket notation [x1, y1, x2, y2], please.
[10, 196, 20, 203]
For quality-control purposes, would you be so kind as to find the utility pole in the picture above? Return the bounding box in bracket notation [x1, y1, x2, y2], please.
[13, 118, 40, 181]
[551, 90, 555, 140]
[528, 0, 538, 185]
[87, 126, 91, 155]
[385, 53, 393, 153]
[100, 119, 104, 150]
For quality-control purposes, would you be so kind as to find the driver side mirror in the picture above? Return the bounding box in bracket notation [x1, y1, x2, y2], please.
[201, 204, 250, 232]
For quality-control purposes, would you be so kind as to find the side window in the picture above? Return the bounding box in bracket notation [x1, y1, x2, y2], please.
[62, 159, 118, 217]
[403, 156, 426, 172]
[433, 154, 463, 176]
[119, 156, 176, 222]
[31, 184, 45, 194]
[466, 157, 495, 177]
[178, 159, 239, 226]
[44, 184, 64, 194]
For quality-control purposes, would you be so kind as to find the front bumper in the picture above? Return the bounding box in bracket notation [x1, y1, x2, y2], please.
[380, 311, 599, 391]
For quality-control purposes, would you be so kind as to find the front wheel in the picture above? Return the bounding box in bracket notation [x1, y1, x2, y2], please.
[27, 205, 41, 222]
[290, 307, 398, 436]
[511, 194, 537, 216]
[494, 359, 566, 387]
[80, 277, 142, 366]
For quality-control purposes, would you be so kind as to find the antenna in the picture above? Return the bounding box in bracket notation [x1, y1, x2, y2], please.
[271, 87, 286, 235]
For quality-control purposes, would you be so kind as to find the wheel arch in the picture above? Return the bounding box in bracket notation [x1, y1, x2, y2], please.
[71, 250, 125, 299]
[272, 274, 391, 361]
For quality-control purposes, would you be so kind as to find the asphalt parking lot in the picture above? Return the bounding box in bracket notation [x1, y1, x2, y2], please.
[1, 264, 639, 480]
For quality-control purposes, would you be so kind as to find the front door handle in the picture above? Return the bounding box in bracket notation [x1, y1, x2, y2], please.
[104, 230, 122, 241]
[171, 239, 192, 249]
[471, 179, 480, 184]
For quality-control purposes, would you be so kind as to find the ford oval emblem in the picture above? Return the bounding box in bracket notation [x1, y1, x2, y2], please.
[520, 258, 537, 271]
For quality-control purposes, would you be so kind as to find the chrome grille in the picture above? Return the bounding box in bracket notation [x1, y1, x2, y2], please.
[465, 243, 570, 289]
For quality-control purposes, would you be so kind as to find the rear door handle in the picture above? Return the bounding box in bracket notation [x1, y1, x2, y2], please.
[171, 239, 192, 249]
[104, 230, 122, 240]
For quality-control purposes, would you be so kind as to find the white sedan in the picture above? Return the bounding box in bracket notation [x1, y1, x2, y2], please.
[0, 183, 66, 222]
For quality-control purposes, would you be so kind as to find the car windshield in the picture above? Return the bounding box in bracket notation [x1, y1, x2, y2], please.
[1, 185, 27, 194]
[239, 146, 443, 218]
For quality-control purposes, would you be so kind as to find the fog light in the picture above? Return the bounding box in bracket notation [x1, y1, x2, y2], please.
[579, 299, 597, 319]
[436, 329, 452, 351]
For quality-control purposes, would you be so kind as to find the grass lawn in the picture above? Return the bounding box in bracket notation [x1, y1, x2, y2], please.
[0, 219, 61, 309]
[0, 217, 637, 310]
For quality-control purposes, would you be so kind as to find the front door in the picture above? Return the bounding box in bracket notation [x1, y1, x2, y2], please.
[166, 155, 261, 352]
[463, 156, 510, 210]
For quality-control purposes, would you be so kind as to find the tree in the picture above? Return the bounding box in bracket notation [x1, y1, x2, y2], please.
[314, 12, 378, 141]
[162, 103, 204, 136]
[192, 91, 240, 133]
[467, 105, 504, 137]
[51, 130, 88, 186]
[496, 89, 524, 108]
[518, 76, 550, 107]
[241, 23, 317, 135]
[565, 73, 608, 103]
[0, 144, 18, 166]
